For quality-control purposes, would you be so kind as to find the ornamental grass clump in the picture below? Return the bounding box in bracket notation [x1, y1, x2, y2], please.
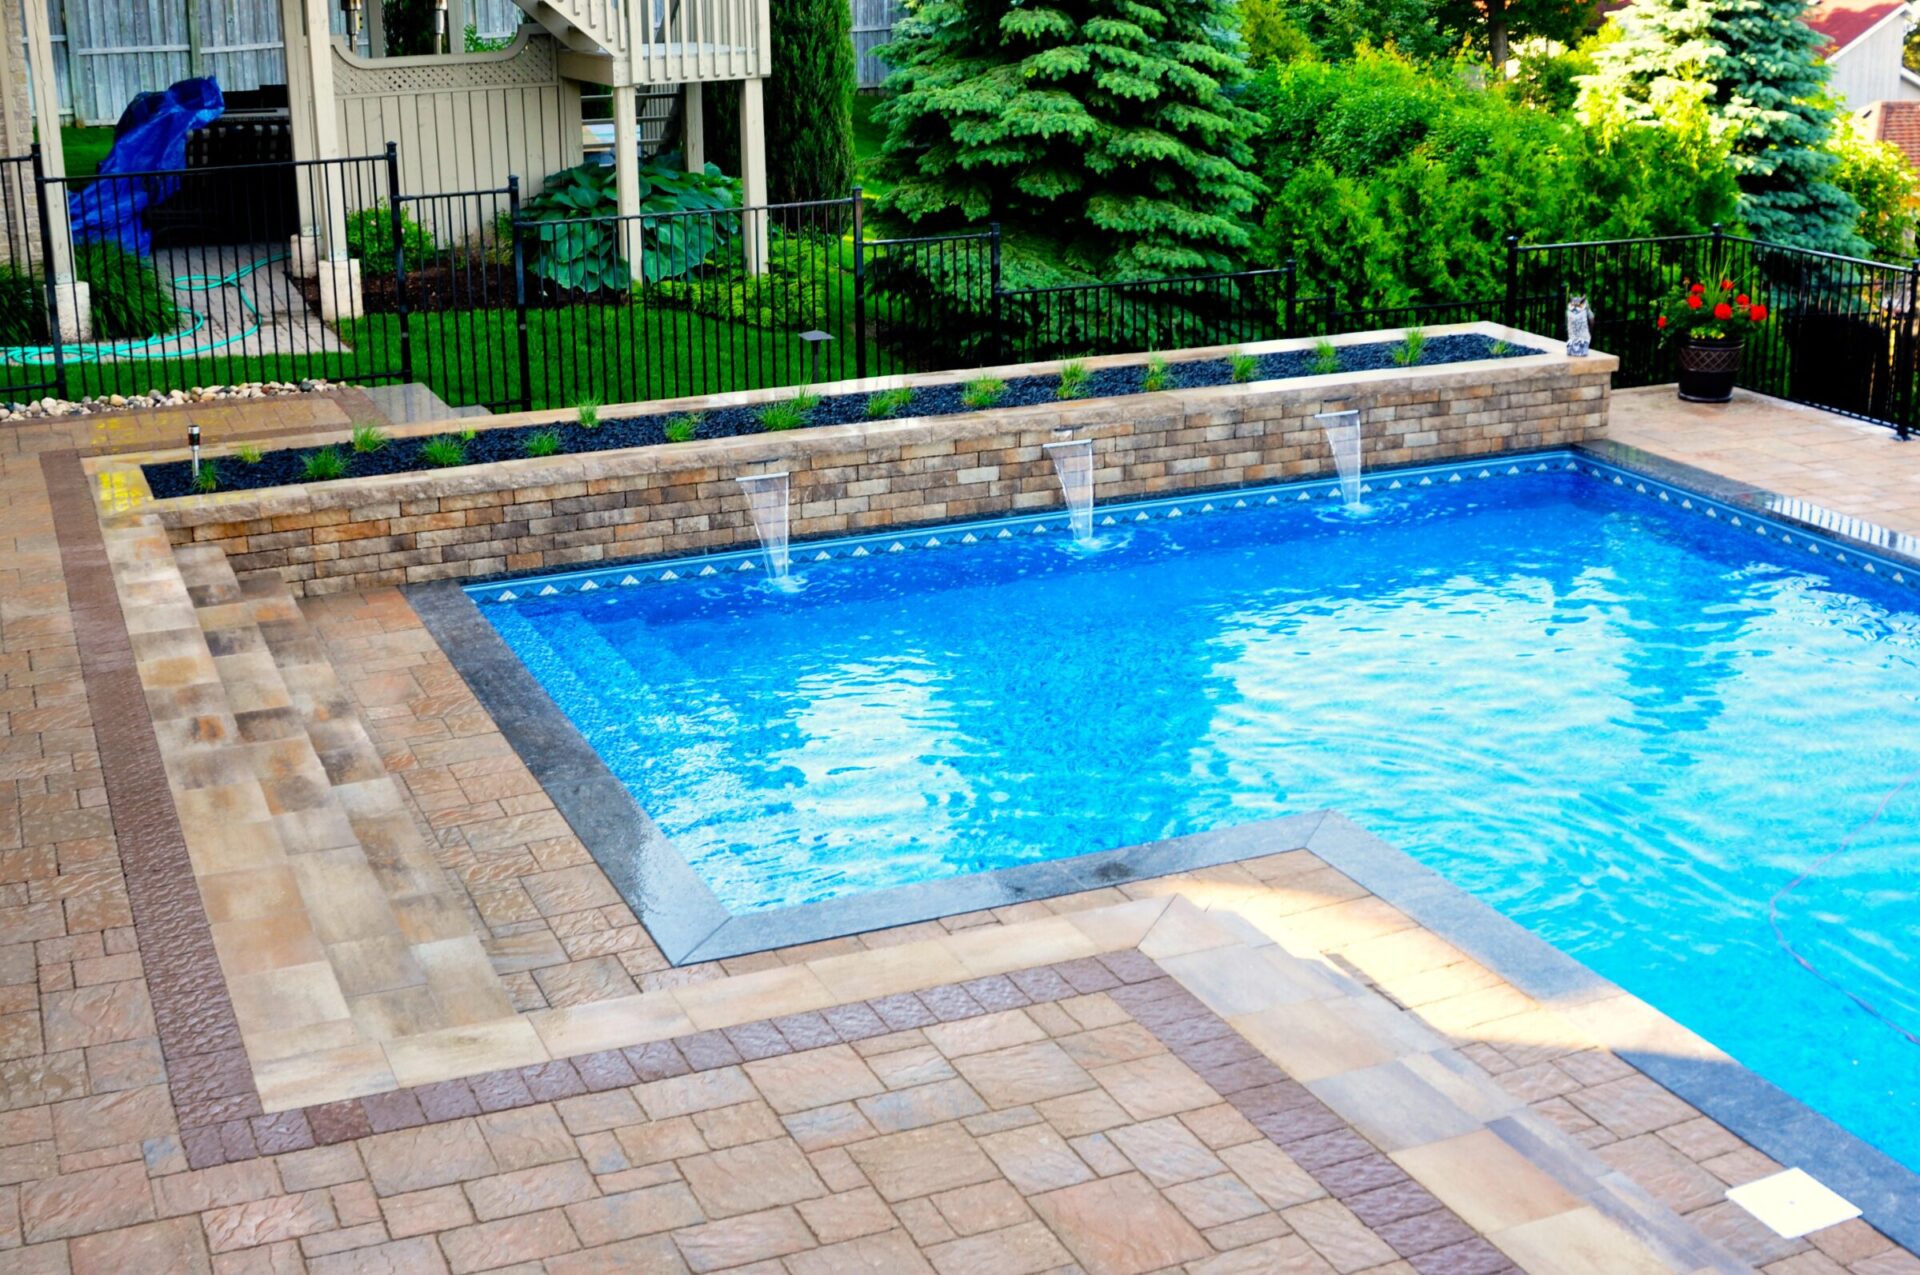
[961, 376, 1007, 409]
[864, 388, 915, 419]
[759, 391, 819, 432]
[1310, 339, 1341, 376]
[575, 397, 601, 430]
[1656, 276, 1769, 341]
[233, 443, 262, 465]
[349, 423, 387, 453]
[1055, 361, 1091, 400]
[1391, 327, 1426, 367]
[523, 429, 563, 458]
[1230, 352, 1259, 383]
[1141, 354, 1174, 393]
[193, 462, 219, 494]
[419, 435, 467, 468]
[664, 413, 701, 442]
[302, 447, 348, 483]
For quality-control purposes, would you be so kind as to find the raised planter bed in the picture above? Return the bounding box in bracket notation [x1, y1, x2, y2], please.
[145, 332, 1539, 499]
[98, 323, 1616, 597]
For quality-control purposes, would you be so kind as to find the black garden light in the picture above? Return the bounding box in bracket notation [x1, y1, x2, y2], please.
[798, 329, 834, 386]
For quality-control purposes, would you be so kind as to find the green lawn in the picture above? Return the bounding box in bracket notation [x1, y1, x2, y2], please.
[851, 94, 892, 200]
[60, 126, 115, 178]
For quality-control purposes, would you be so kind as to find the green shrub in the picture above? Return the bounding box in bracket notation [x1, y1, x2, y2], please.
[1055, 361, 1090, 400]
[1230, 352, 1260, 384]
[523, 429, 563, 458]
[864, 388, 914, 419]
[521, 159, 741, 294]
[1392, 327, 1426, 368]
[233, 443, 262, 465]
[349, 423, 387, 453]
[0, 266, 46, 346]
[75, 243, 178, 340]
[766, 0, 856, 203]
[961, 377, 1007, 410]
[645, 240, 830, 330]
[302, 447, 347, 482]
[419, 435, 468, 468]
[344, 204, 435, 277]
[576, 397, 601, 430]
[193, 462, 219, 494]
[1310, 339, 1341, 376]
[664, 414, 701, 442]
[1142, 355, 1174, 394]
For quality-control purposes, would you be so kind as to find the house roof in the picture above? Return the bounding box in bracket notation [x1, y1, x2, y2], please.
[1802, 0, 1907, 57]
[1860, 97, 1920, 168]
[1601, 0, 1906, 58]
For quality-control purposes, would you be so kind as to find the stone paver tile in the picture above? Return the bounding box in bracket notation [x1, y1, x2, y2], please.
[1391, 1130, 1580, 1236]
[1187, 1234, 1340, 1274]
[952, 1041, 1096, 1109]
[1035, 1088, 1131, 1138]
[1592, 1133, 1727, 1215]
[68, 1217, 210, 1275]
[474, 1105, 574, 1170]
[635, 1067, 758, 1121]
[439, 1206, 580, 1274]
[202, 1189, 339, 1253]
[1218, 1140, 1326, 1210]
[670, 1204, 816, 1273]
[846, 1124, 999, 1202]
[1163, 1171, 1270, 1229]
[1563, 1076, 1699, 1140]
[864, 1045, 955, 1091]
[927, 1217, 1073, 1274]
[379, 1185, 473, 1239]
[1090, 1053, 1217, 1120]
[920, 1010, 1046, 1059]
[545, 1234, 689, 1274]
[690, 1100, 783, 1150]
[564, 1181, 702, 1246]
[463, 1160, 596, 1221]
[677, 1139, 827, 1218]
[783, 1229, 935, 1274]
[930, 1180, 1029, 1236]
[739, 1045, 884, 1115]
[307, 1235, 449, 1274]
[1104, 1117, 1225, 1187]
[1490, 1204, 1671, 1275]
[856, 1078, 988, 1133]
[20, 1161, 154, 1242]
[795, 1187, 894, 1245]
[1282, 1197, 1398, 1273]
[1029, 1171, 1210, 1275]
[358, 1120, 495, 1196]
[978, 1122, 1095, 1195]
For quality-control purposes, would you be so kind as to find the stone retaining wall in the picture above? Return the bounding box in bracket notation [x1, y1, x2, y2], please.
[101, 324, 1616, 596]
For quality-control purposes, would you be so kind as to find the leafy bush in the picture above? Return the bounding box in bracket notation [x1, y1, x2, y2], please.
[349, 423, 387, 453]
[302, 447, 347, 482]
[961, 377, 1007, 410]
[520, 159, 741, 294]
[1055, 362, 1090, 400]
[523, 429, 563, 458]
[344, 204, 435, 277]
[1311, 339, 1341, 375]
[1230, 352, 1260, 383]
[0, 266, 46, 346]
[646, 239, 830, 330]
[76, 243, 178, 340]
[1827, 127, 1920, 261]
[664, 414, 701, 442]
[865, 388, 915, 418]
[419, 436, 467, 468]
[765, 0, 856, 203]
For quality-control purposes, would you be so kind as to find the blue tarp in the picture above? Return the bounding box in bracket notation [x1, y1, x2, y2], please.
[69, 77, 225, 255]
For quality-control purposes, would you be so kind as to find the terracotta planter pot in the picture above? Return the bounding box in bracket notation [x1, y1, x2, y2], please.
[1676, 337, 1743, 404]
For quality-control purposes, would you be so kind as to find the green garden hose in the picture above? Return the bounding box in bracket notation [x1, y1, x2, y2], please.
[0, 249, 290, 368]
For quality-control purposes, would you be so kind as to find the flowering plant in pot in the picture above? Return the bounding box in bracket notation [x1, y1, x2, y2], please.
[1656, 277, 1768, 403]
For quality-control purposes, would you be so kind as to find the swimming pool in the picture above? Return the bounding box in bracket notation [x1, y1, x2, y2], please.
[474, 453, 1920, 1172]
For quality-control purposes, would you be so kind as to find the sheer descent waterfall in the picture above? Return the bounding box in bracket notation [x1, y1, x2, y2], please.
[1043, 438, 1096, 544]
[1316, 410, 1364, 510]
[735, 472, 792, 580]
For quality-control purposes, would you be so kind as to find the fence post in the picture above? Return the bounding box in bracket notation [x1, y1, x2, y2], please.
[850, 186, 867, 382]
[29, 144, 65, 402]
[1284, 258, 1298, 336]
[385, 143, 412, 388]
[989, 221, 1004, 365]
[1503, 235, 1519, 330]
[509, 176, 532, 413]
[1902, 258, 1919, 441]
[1710, 222, 1725, 275]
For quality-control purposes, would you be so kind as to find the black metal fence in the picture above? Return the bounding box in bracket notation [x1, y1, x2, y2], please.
[6, 139, 1920, 437]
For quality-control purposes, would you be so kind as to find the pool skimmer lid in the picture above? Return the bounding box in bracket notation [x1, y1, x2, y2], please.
[1726, 1168, 1860, 1238]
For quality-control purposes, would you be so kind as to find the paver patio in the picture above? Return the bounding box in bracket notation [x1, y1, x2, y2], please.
[1, 385, 1917, 1273]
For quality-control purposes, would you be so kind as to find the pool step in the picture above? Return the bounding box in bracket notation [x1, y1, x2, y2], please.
[173, 545, 527, 1086]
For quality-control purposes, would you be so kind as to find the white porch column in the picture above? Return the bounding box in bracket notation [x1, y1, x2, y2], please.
[21, 0, 85, 339]
[281, 0, 360, 317]
[446, 0, 470, 52]
[366, 0, 386, 57]
[612, 83, 643, 284]
[682, 83, 704, 173]
[740, 76, 768, 274]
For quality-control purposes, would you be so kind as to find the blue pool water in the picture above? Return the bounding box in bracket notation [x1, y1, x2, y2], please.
[480, 459, 1920, 1171]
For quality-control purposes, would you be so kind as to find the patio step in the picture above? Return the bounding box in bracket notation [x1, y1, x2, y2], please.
[174, 545, 522, 1061]
[360, 381, 490, 426]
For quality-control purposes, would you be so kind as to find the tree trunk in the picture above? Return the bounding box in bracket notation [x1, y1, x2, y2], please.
[1488, 0, 1509, 69]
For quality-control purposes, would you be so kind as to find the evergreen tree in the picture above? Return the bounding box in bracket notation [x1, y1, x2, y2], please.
[766, 0, 858, 203]
[1581, 0, 1861, 252]
[875, 0, 1266, 278]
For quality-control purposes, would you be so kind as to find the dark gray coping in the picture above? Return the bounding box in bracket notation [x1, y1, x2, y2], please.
[1307, 811, 1920, 1254]
[417, 447, 1920, 1250]
[411, 577, 1327, 965]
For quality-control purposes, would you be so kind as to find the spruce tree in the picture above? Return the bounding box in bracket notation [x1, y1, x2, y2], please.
[1582, 0, 1862, 252]
[766, 0, 858, 203]
[874, 0, 1266, 278]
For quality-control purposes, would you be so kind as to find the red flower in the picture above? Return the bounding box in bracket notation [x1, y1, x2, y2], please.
[1690, 282, 1705, 295]
[1749, 304, 1768, 321]
[1713, 302, 1733, 320]
[1720, 279, 1734, 290]
[1656, 315, 1668, 329]
[1736, 294, 1750, 306]
[1688, 295, 1704, 310]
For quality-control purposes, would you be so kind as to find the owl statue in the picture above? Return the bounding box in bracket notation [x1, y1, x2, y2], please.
[1566, 295, 1593, 358]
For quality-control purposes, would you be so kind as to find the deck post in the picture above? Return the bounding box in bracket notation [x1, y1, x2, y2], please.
[683, 83, 705, 173]
[612, 83, 644, 283]
[21, 0, 85, 339]
[283, 0, 361, 318]
[740, 76, 769, 275]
